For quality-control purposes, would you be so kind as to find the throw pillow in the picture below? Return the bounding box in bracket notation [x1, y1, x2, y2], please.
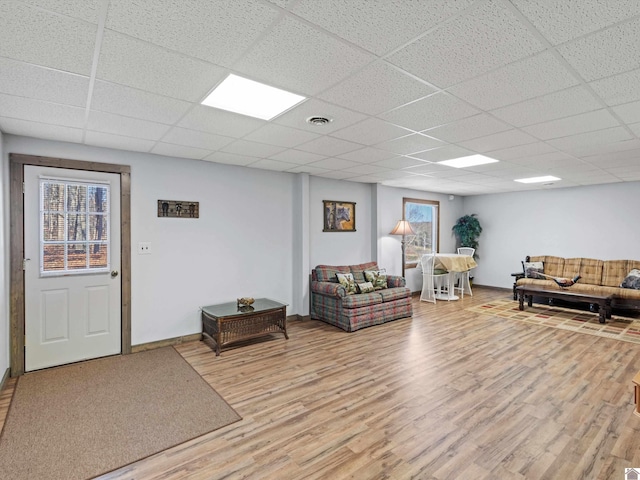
[522, 261, 544, 279]
[364, 269, 387, 290]
[336, 273, 357, 295]
[620, 269, 640, 290]
[358, 281, 375, 294]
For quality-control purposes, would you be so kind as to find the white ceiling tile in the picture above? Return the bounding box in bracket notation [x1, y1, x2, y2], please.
[243, 123, 320, 148]
[87, 111, 170, 141]
[92, 81, 192, 124]
[511, 0, 640, 45]
[178, 105, 266, 137]
[292, 0, 473, 55]
[546, 127, 633, 153]
[589, 68, 640, 106]
[408, 145, 476, 163]
[373, 156, 428, 169]
[336, 147, 397, 163]
[459, 129, 538, 153]
[316, 170, 360, 180]
[330, 118, 411, 146]
[345, 175, 380, 183]
[273, 99, 367, 134]
[97, 30, 226, 102]
[18, 0, 101, 23]
[577, 139, 640, 157]
[0, 2, 96, 75]
[386, 0, 545, 88]
[0, 57, 89, 107]
[0, 93, 85, 128]
[296, 136, 362, 156]
[162, 127, 234, 150]
[268, 149, 326, 165]
[319, 62, 436, 115]
[522, 109, 620, 140]
[235, 16, 375, 95]
[612, 101, 640, 124]
[507, 151, 577, 167]
[372, 170, 423, 180]
[84, 131, 155, 152]
[203, 151, 257, 166]
[285, 165, 329, 175]
[245, 158, 301, 172]
[340, 164, 390, 175]
[307, 158, 362, 170]
[221, 140, 286, 158]
[0, 117, 83, 143]
[374, 133, 443, 155]
[403, 163, 469, 176]
[583, 148, 640, 166]
[557, 17, 640, 82]
[150, 142, 211, 160]
[449, 51, 578, 110]
[422, 114, 511, 143]
[379, 93, 479, 131]
[487, 142, 556, 161]
[490, 86, 602, 127]
[105, 0, 280, 67]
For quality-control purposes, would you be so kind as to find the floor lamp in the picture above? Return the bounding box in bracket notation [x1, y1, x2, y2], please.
[389, 220, 415, 277]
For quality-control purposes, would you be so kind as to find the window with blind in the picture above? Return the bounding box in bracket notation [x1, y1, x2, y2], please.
[40, 179, 110, 275]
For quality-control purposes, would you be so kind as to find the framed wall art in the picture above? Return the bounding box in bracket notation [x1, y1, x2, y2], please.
[157, 200, 199, 218]
[323, 200, 356, 232]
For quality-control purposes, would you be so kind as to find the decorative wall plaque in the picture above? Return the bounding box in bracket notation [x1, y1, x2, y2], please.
[157, 200, 199, 218]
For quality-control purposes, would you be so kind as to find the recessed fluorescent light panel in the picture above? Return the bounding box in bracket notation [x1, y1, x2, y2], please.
[201, 74, 306, 120]
[437, 154, 499, 168]
[514, 175, 561, 184]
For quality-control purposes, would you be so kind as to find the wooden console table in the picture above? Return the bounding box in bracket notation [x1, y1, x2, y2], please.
[516, 285, 612, 324]
[201, 298, 288, 356]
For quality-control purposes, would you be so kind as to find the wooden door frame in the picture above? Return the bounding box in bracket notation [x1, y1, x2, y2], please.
[9, 153, 132, 377]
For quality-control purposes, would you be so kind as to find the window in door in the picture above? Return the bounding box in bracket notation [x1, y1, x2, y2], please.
[40, 178, 110, 275]
[403, 197, 439, 270]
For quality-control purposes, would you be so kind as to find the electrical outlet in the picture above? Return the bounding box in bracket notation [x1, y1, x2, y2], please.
[138, 242, 151, 255]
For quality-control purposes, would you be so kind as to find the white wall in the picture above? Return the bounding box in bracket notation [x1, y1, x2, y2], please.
[377, 186, 464, 292]
[4, 135, 295, 346]
[309, 176, 373, 268]
[465, 181, 640, 289]
[0, 130, 6, 377]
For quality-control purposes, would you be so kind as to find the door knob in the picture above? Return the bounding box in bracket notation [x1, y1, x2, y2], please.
[111, 270, 119, 278]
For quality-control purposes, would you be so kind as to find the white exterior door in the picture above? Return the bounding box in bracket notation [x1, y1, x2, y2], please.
[24, 166, 121, 371]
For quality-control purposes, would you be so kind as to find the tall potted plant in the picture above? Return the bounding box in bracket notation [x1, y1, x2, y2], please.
[452, 214, 482, 257]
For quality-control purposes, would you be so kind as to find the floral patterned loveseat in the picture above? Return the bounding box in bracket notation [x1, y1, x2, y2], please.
[310, 262, 413, 332]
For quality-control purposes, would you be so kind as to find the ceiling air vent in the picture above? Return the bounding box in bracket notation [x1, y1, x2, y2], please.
[306, 116, 332, 126]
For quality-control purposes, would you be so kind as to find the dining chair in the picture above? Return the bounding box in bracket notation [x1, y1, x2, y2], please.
[455, 247, 475, 297]
[420, 254, 449, 303]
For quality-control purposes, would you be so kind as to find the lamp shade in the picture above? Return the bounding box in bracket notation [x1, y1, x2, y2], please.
[389, 220, 415, 236]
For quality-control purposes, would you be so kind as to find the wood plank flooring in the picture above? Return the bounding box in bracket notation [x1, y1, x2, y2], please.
[2, 287, 640, 479]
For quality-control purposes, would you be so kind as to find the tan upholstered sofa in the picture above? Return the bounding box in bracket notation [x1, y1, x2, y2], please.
[517, 255, 640, 311]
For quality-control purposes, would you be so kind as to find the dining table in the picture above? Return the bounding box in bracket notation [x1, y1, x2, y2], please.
[432, 253, 477, 300]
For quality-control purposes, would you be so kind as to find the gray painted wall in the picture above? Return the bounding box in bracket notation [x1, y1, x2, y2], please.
[464, 182, 640, 289]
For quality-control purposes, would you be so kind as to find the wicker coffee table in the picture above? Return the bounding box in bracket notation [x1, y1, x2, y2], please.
[201, 298, 288, 355]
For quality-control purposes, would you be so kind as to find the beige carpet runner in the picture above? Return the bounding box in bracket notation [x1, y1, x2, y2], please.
[0, 347, 241, 480]
[467, 299, 640, 345]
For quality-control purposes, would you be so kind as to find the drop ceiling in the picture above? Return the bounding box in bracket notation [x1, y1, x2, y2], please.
[1, 0, 640, 195]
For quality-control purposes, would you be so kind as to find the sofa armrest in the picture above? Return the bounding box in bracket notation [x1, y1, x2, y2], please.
[387, 275, 406, 288]
[311, 281, 347, 298]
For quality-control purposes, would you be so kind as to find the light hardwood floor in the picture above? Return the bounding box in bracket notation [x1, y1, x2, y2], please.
[2, 287, 640, 479]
